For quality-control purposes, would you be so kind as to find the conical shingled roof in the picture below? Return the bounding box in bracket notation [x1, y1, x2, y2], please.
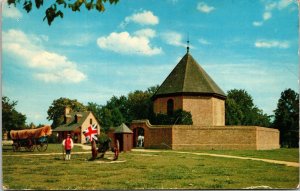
[114, 123, 133, 134]
[152, 53, 226, 99]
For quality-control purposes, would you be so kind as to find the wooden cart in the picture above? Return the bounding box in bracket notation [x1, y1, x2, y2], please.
[10, 126, 52, 152]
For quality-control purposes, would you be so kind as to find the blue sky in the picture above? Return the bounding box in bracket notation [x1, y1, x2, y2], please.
[2, 0, 298, 125]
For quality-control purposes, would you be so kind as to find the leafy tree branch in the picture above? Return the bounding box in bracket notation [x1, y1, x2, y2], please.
[7, 0, 119, 25]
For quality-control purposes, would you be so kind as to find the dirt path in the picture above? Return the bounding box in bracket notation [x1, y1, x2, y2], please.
[2, 144, 95, 157]
[3, 145, 298, 167]
[2, 151, 91, 157]
[132, 149, 300, 168]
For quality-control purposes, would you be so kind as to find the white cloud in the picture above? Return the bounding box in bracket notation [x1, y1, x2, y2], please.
[252, 21, 263, 27]
[204, 60, 297, 115]
[36, 67, 86, 83]
[253, 0, 295, 26]
[60, 34, 93, 47]
[197, 2, 215, 13]
[134, 28, 156, 38]
[263, 11, 272, 20]
[198, 38, 211, 45]
[120, 10, 159, 27]
[97, 31, 162, 56]
[265, 2, 277, 11]
[161, 31, 186, 47]
[277, 0, 294, 10]
[3, 29, 86, 83]
[254, 40, 290, 49]
[2, 4, 23, 19]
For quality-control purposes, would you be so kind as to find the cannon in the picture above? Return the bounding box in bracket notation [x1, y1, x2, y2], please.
[97, 137, 119, 160]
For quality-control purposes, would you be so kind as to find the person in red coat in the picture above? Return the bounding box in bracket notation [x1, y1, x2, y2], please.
[62, 134, 74, 160]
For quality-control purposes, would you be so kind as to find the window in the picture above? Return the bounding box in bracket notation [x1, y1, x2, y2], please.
[90, 118, 93, 125]
[167, 99, 174, 115]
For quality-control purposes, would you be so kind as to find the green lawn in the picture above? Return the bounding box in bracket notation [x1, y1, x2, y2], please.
[2, 144, 299, 190]
[187, 148, 300, 162]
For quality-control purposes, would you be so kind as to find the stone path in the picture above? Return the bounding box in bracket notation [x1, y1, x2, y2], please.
[2, 151, 91, 157]
[132, 149, 300, 168]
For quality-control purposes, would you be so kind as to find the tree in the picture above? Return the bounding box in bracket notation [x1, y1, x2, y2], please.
[225, 89, 271, 127]
[86, 102, 102, 123]
[7, 0, 119, 25]
[225, 97, 243, 125]
[111, 108, 125, 126]
[86, 85, 192, 131]
[127, 90, 152, 121]
[47, 97, 86, 128]
[98, 107, 113, 131]
[150, 109, 193, 125]
[2, 96, 27, 134]
[105, 95, 129, 121]
[273, 89, 299, 148]
[126, 85, 159, 121]
[86, 101, 124, 131]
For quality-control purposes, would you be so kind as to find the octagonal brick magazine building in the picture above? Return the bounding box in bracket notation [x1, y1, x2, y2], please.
[130, 51, 279, 150]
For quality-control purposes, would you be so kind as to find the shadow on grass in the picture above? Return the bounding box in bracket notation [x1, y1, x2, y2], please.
[53, 157, 64, 160]
[88, 157, 112, 161]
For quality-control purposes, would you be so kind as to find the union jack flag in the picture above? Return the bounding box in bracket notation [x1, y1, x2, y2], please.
[83, 124, 98, 142]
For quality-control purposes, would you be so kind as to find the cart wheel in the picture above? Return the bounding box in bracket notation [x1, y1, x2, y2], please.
[113, 148, 119, 160]
[25, 144, 35, 152]
[25, 139, 35, 152]
[113, 140, 120, 160]
[99, 153, 105, 158]
[12, 144, 19, 152]
[37, 141, 48, 152]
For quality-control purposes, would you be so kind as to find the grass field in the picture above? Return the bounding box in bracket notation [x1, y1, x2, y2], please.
[2, 144, 299, 190]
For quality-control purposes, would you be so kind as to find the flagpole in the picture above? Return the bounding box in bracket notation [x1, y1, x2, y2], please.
[83, 124, 99, 160]
[91, 140, 97, 160]
[62, 144, 65, 160]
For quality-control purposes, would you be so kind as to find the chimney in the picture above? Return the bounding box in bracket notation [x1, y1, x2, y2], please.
[64, 107, 72, 124]
[64, 107, 71, 115]
[75, 114, 83, 123]
[64, 115, 72, 124]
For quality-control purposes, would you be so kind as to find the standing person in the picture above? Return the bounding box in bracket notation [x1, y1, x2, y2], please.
[62, 134, 74, 160]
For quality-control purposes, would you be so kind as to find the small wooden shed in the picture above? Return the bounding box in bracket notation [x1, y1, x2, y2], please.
[108, 123, 133, 152]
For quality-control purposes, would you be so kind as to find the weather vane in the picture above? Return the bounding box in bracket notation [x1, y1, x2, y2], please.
[187, 33, 190, 53]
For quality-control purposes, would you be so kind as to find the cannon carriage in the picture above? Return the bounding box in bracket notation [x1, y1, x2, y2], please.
[10, 126, 52, 152]
[97, 137, 119, 160]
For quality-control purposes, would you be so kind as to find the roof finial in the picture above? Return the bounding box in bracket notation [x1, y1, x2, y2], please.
[187, 33, 190, 53]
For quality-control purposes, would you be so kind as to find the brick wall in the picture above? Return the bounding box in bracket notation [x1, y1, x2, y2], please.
[182, 96, 213, 126]
[130, 120, 151, 148]
[153, 96, 183, 114]
[130, 120, 173, 149]
[212, 97, 225, 126]
[256, 127, 280, 150]
[130, 120, 280, 150]
[153, 95, 225, 126]
[148, 126, 173, 149]
[172, 126, 279, 150]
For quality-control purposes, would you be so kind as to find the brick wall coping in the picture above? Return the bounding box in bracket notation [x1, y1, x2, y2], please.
[131, 120, 279, 133]
[131, 119, 173, 129]
[171, 125, 279, 132]
[131, 119, 151, 126]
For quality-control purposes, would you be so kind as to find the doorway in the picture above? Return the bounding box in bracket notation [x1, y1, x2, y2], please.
[133, 127, 145, 148]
